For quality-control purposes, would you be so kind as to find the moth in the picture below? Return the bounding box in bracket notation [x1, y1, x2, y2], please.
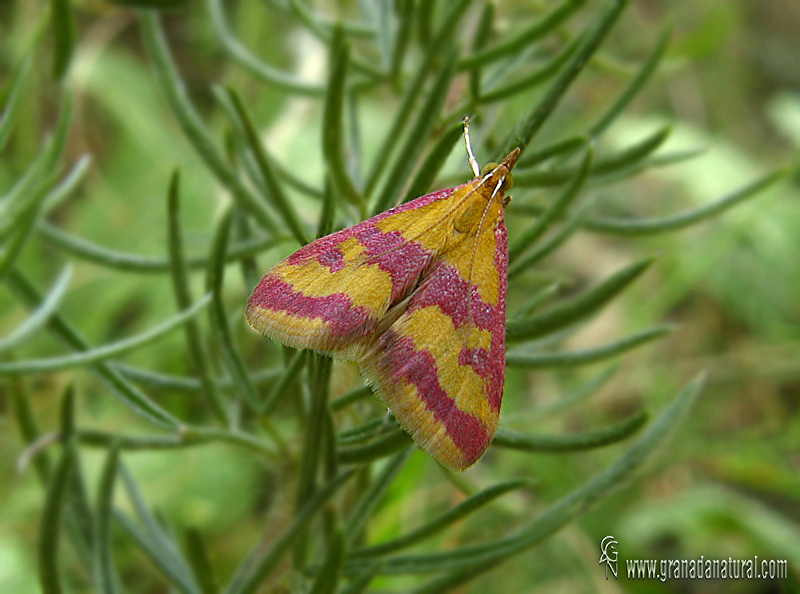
[246, 127, 519, 470]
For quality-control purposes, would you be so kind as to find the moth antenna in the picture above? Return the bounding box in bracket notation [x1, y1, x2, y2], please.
[462, 170, 508, 349]
[463, 117, 481, 178]
[361, 172, 497, 267]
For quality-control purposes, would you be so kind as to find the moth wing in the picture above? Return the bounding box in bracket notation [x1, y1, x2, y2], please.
[358, 209, 508, 471]
[245, 188, 456, 359]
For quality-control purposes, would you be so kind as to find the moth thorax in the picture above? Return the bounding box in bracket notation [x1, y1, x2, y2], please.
[454, 199, 487, 234]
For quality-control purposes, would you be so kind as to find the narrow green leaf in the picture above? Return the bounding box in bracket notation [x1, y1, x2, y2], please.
[276, 0, 375, 38]
[37, 221, 286, 273]
[77, 426, 277, 458]
[78, 430, 182, 451]
[39, 441, 75, 594]
[478, 36, 581, 104]
[516, 135, 588, 168]
[338, 428, 413, 465]
[506, 257, 653, 342]
[372, 48, 459, 214]
[350, 479, 531, 558]
[0, 147, 60, 230]
[339, 562, 383, 594]
[227, 470, 355, 594]
[226, 88, 311, 243]
[262, 349, 307, 415]
[346, 447, 414, 542]
[331, 385, 373, 411]
[402, 121, 464, 203]
[0, 264, 72, 354]
[308, 528, 346, 594]
[585, 148, 708, 188]
[508, 203, 589, 278]
[206, 208, 259, 409]
[374, 0, 392, 71]
[115, 512, 200, 593]
[62, 387, 95, 558]
[459, 0, 586, 69]
[338, 416, 395, 445]
[0, 190, 50, 283]
[206, 0, 325, 95]
[322, 400, 339, 481]
[293, 354, 334, 567]
[589, 23, 672, 138]
[59, 383, 76, 438]
[345, 90, 362, 197]
[494, 411, 648, 452]
[317, 170, 336, 238]
[55, 386, 95, 564]
[43, 86, 75, 172]
[0, 294, 212, 375]
[46, 386, 95, 575]
[117, 465, 200, 592]
[511, 282, 561, 320]
[42, 154, 92, 213]
[286, 0, 383, 78]
[507, 326, 672, 369]
[323, 28, 364, 207]
[509, 147, 592, 260]
[0, 53, 32, 149]
[233, 203, 266, 291]
[93, 444, 120, 594]
[50, 0, 76, 80]
[11, 383, 52, 483]
[181, 426, 279, 457]
[222, 135, 287, 217]
[138, 11, 279, 235]
[7, 269, 181, 429]
[497, 0, 630, 157]
[0, 88, 72, 251]
[416, 0, 435, 46]
[390, 0, 414, 82]
[530, 366, 617, 420]
[113, 362, 278, 393]
[513, 125, 671, 187]
[274, 160, 324, 199]
[468, 1, 495, 98]
[184, 528, 218, 594]
[585, 168, 789, 236]
[590, 125, 671, 174]
[166, 171, 228, 425]
[364, 0, 471, 197]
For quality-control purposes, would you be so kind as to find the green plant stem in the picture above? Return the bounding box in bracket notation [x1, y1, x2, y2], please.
[228, 470, 355, 594]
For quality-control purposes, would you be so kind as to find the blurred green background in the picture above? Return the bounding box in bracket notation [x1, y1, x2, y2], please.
[0, 0, 798, 592]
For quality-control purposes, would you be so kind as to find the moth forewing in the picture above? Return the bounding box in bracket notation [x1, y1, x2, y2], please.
[246, 142, 521, 470]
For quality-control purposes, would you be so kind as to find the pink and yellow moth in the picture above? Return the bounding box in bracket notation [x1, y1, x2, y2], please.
[246, 127, 520, 470]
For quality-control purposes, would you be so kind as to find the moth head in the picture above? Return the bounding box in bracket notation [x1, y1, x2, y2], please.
[479, 147, 520, 196]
